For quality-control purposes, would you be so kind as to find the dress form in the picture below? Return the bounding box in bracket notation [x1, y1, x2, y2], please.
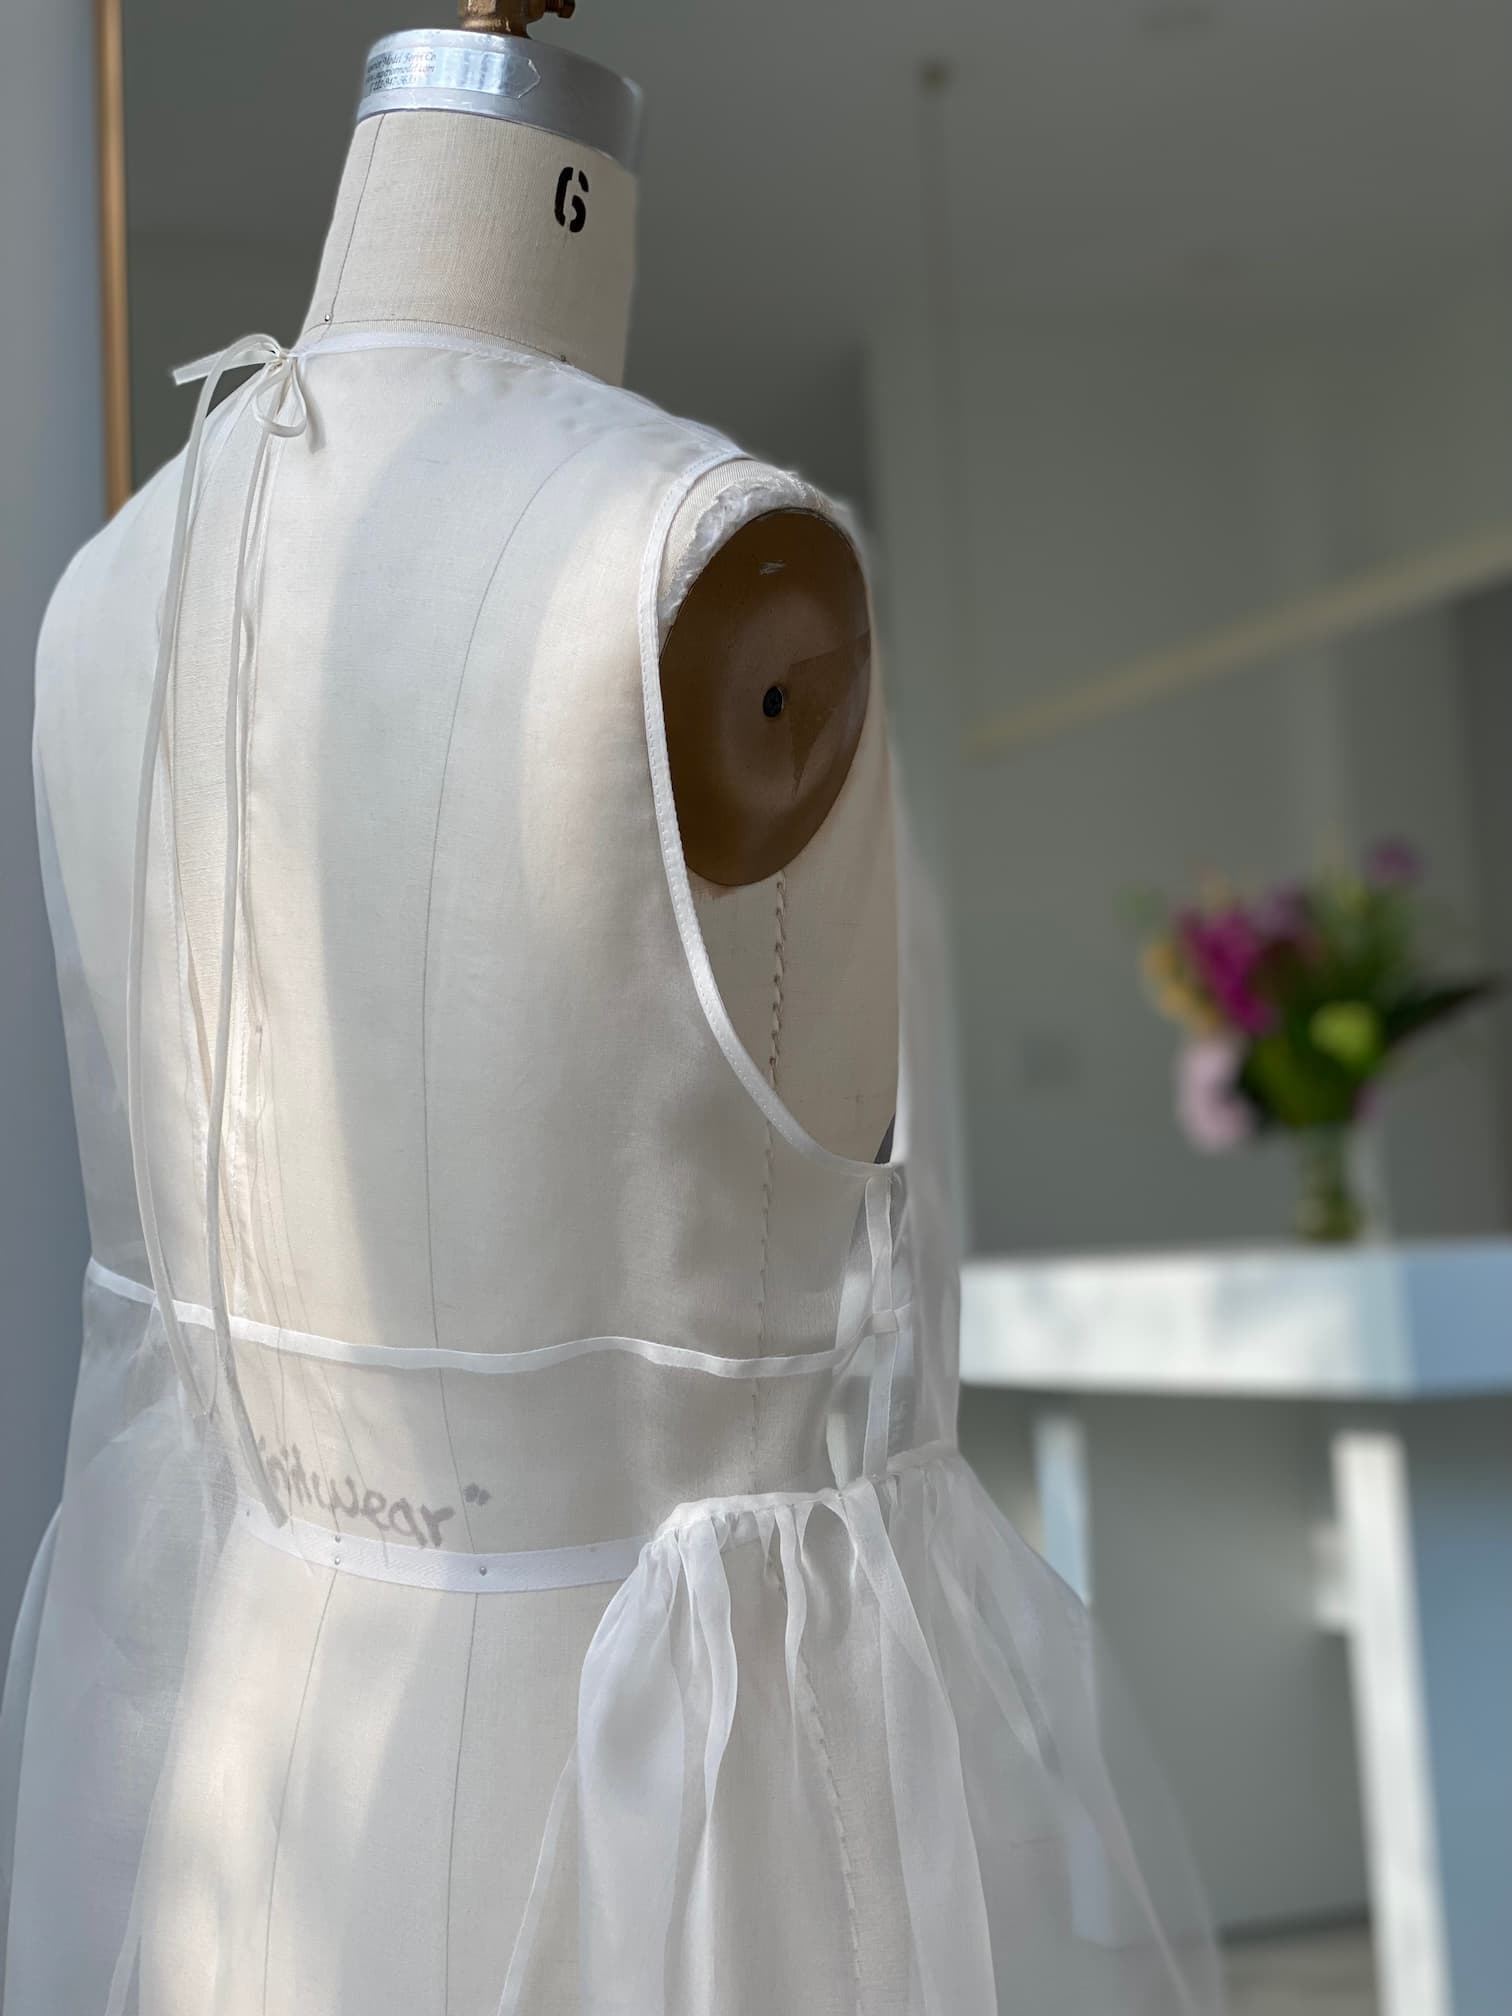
[303, 14, 898, 1159]
[8, 16, 1224, 2010]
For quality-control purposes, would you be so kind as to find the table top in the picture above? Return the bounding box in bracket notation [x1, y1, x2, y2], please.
[961, 1240, 1512, 1398]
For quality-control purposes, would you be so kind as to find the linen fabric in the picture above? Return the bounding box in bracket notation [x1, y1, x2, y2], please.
[2, 325, 1223, 2014]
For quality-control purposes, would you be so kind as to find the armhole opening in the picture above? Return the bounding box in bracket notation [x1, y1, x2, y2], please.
[638, 453, 908, 1179]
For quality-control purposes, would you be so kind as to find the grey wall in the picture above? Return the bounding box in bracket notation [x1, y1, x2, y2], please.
[1458, 583, 1512, 1184]
[873, 292, 1512, 1260]
[0, 0, 99, 1651]
[868, 283, 1512, 1930]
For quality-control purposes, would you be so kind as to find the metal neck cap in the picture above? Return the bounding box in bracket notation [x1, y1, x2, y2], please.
[358, 28, 643, 173]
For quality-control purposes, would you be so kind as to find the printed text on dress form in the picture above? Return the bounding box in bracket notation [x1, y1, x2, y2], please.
[256, 1437, 494, 1548]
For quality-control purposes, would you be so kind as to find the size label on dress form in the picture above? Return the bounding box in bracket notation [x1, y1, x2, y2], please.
[554, 164, 590, 232]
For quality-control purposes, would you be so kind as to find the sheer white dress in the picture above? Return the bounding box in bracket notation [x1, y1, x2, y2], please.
[1, 326, 1224, 2014]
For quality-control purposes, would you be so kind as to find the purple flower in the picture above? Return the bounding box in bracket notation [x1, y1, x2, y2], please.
[1177, 1037, 1255, 1153]
[1366, 838, 1421, 887]
[1254, 884, 1309, 942]
[1178, 908, 1275, 1036]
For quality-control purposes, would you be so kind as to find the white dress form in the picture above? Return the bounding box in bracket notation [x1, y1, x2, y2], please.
[4, 41, 1221, 2016]
[15, 87, 904, 2014]
[304, 104, 899, 1165]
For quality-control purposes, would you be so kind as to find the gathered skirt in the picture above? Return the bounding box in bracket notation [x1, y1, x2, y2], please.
[1, 1284, 1221, 2015]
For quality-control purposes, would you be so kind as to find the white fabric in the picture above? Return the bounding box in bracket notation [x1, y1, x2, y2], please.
[83, 1257, 907, 1385]
[238, 1498, 650, 1595]
[0, 1509, 56, 1987]
[5, 325, 1223, 2014]
[655, 466, 841, 643]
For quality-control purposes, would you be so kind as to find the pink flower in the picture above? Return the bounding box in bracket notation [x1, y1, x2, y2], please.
[1177, 1037, 1255, 1153]
[1366, 838, 1421, 887]
[1254, 884, 1309, 942]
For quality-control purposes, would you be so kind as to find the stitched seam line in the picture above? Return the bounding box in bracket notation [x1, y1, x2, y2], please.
[324, 115, 382, 320]
[756, 870, 788, 1336]
[261, 1572, 337, 2014]
[752, 872, 787, 1484]
[795, 1636, 864, 2009]
[442, 1595, 480, 2016]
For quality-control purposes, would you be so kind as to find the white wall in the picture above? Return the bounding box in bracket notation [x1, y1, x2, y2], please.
[0, 0, 99, 1649]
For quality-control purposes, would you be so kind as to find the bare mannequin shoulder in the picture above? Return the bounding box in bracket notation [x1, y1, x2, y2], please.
[660, 509, 871, 887]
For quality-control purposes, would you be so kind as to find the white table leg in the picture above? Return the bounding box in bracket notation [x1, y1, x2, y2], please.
[1332, 1430, 1450, 2016]
[1033, 1409, 1094, 1602]
[1032, 1407, 1163, 1950]
[1332, 1413, 1512, 2016]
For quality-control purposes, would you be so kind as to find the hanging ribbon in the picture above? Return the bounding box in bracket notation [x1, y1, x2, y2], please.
[860, 1169, 904, 1475]
[125, 332, 308, 1524]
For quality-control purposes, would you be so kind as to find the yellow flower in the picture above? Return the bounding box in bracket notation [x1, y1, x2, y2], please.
[1141, 938, 1180, 989]
[1162, 983, 1223, 1038]
[1141, 940, 1220, 1035]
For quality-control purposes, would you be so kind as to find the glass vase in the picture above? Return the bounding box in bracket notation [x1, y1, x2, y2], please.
[1292, 1126, 1364, 1245]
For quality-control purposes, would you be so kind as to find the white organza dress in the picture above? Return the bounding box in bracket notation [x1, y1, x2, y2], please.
[2, 325, 1224, 2014]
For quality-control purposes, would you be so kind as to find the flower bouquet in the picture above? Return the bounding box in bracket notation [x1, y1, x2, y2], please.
[1139, 843, 1497, 1242]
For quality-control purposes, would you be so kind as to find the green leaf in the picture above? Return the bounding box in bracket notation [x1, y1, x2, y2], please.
[1240, 1032, 1359, 1130]
[1381, 979, 1499, 1053]
[1309, 1001, 1382, 1076]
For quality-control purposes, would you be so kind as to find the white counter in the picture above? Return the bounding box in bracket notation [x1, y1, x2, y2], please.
[963, 1239, 1512, 1397]
[961, 1240, 1512, 2016]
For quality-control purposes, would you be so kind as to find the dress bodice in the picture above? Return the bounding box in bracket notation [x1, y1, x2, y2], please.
[34, 331, 958, 1550]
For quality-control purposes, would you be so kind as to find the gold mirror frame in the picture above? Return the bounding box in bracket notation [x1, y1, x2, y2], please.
[96, 0, 132, 513]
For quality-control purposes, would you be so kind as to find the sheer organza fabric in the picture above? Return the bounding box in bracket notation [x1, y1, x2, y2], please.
[5, 1292, 1219, 2015]
[3, 327, 1223, 2014]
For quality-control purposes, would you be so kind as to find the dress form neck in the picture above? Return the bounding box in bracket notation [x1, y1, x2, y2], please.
[301, 105, 638, 384]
